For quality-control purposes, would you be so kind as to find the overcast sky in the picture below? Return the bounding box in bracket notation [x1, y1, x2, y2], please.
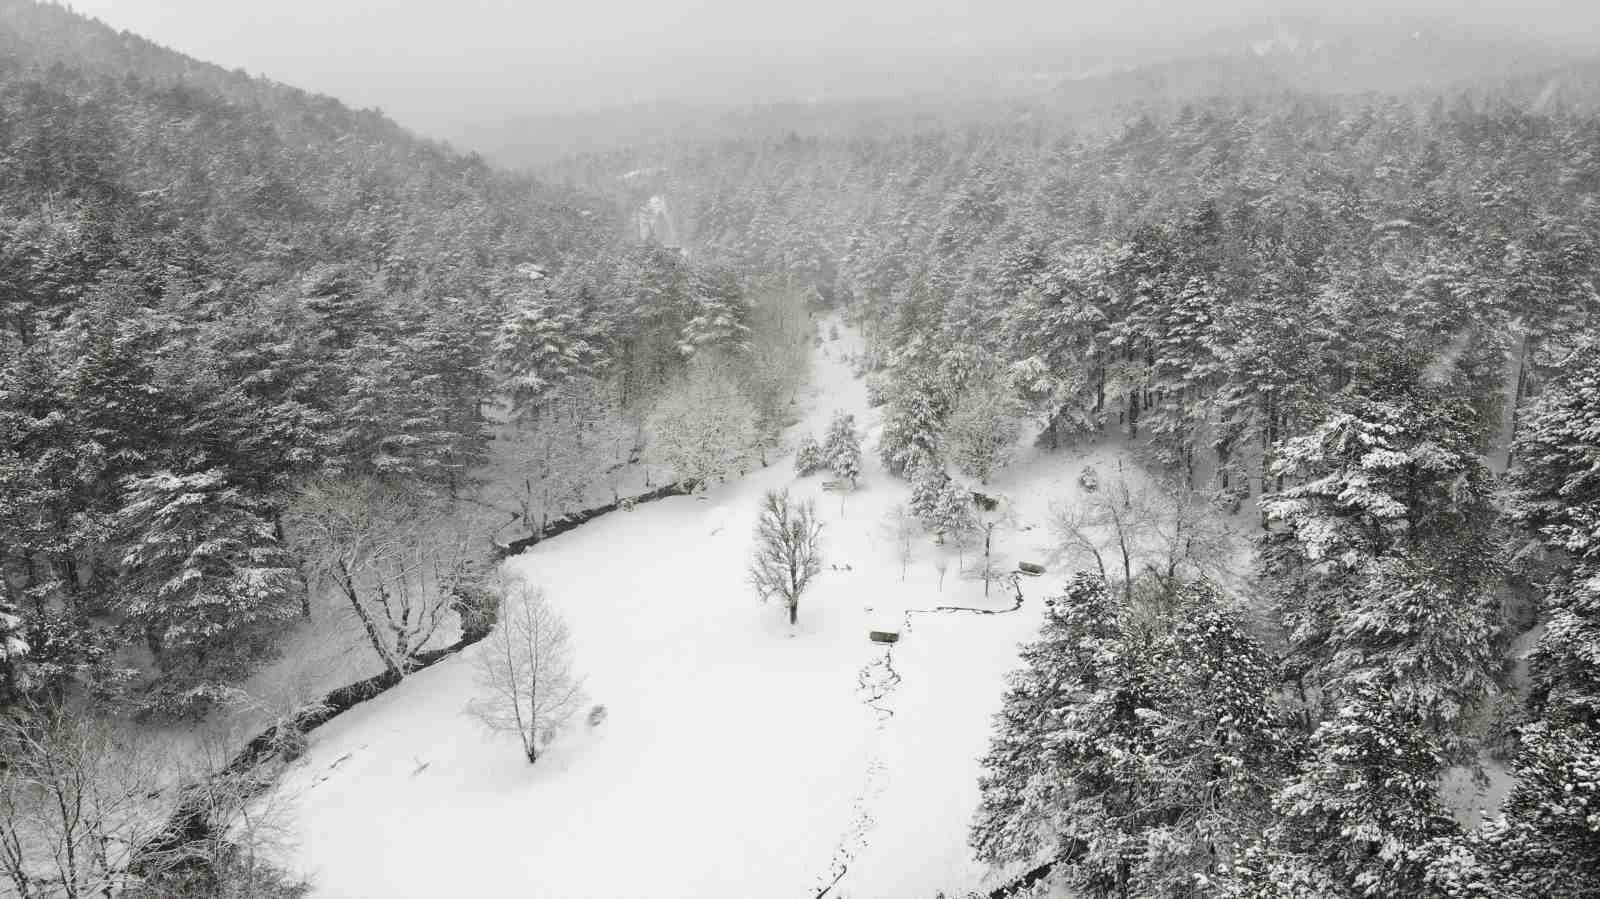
[61, 0, 1600, 135]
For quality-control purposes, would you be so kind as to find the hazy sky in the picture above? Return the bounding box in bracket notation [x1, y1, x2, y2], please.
[61, 0, 1600, 135]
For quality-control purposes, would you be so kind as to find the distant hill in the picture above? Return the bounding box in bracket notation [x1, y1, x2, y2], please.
[463, 18, 1584, 168]
[0, 0, 611, 275]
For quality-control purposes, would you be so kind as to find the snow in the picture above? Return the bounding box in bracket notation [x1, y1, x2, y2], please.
[271, 318, 1166, 898]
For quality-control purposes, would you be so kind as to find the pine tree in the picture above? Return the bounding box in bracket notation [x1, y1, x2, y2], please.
[678, 266, 751, 357]
[972, 573, 1122, 866]
[907, 456, 949, 525]
[409, 297, 493, 491]
[1324, 557, 1505, 747]
[334, 336, 415, 480]
[822, 410, 862, 486]
[930, 480, 976, 553]
[1263, 392, 1492, 568]
[0, 587, 29, 701]
[495, 276, 607, 417]
[877, 368, 948, 476]
[1263, 390, 1504, 739]
[1237, 681, 1461, 898]
[793, 433, 825, 476]
[1000, 245, 1116, 447]
[1508, 344, 1600, 574]
[302, 264, 377, 352]
[1457, 720, 1600, 896]
[113, 469, 299, 700]
[0, 344, 90, 606]
[973, 576, 1287, 896]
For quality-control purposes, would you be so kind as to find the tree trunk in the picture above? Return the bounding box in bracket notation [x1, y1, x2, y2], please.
[788, 601, 798, 626]
[336, 561, 402, 679]
[1506, 330, 1531, 471]
[277, 514, 312, 618]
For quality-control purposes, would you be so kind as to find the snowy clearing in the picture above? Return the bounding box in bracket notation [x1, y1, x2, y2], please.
[272, 321, 1178, 898]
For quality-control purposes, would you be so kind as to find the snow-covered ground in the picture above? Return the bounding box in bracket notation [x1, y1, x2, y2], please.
[270, 319, 1173, 898]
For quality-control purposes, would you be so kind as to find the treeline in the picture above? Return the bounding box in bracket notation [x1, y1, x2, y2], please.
[570, 92, 1600, 895]
[0, 1, 797, 717]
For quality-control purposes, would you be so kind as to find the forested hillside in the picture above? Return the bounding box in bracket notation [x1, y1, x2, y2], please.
[0, 0, 782, 726]
[561, 89, 1600, 895]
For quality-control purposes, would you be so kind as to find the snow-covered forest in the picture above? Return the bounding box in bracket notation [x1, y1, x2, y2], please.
[3, 0, 1600, 896]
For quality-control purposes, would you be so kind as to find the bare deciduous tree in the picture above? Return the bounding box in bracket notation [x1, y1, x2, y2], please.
[1144, 477, 1236, 592]
[288, 479, 481, 679]
[0, 702, 166, 899]
[964, 505, 1016, 598]
[512, 378, 631, 530]
[1051, 472, 1234, 602]
[880, 503, 917, 580]
[1051, 474, 1154, 602]
[467, 575, 584, 764]
[748, 489, 824, 626]
[129, 725, 310, 899]
[0, 696, 309, 899]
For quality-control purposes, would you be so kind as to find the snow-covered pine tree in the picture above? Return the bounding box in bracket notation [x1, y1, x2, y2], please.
[0, 588, 28, 701]
[0, 343, 91, 606]
[973, 575, 1286, 896]
[999, 245, 1119, 448]
[1263, 392, 1493, 568]
[335, 335, 419, 481]
[1146, 275, 1223, 478]
[876, 368, 948, 476]
[301, 264, 377, 352]
[1464, 720, 1600, 895]
[408, 297, 493, 490]
[972, 573, 1123, 866]
[1508, 343, 1600, 575]
[1324, 557, 1504, 750]
[793, 433, 825, 476]
[822, 410, 862, 486]
[679, 267, 751, 357]
[1472, 346, 1600, 896]
[907, 456, 949, 525]
[495, 275, 607, 418]
[1234, 680, 1460, 899]
[931, 480, 977, 557]
[1262, 390, 1503, 737]
[113, 469, 299, 703]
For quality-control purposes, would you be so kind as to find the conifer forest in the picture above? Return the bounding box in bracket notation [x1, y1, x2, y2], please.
[1, 0, 1600, 896]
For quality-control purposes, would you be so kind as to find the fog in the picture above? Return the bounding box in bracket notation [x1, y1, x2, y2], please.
[63, 0, 1600, 140]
